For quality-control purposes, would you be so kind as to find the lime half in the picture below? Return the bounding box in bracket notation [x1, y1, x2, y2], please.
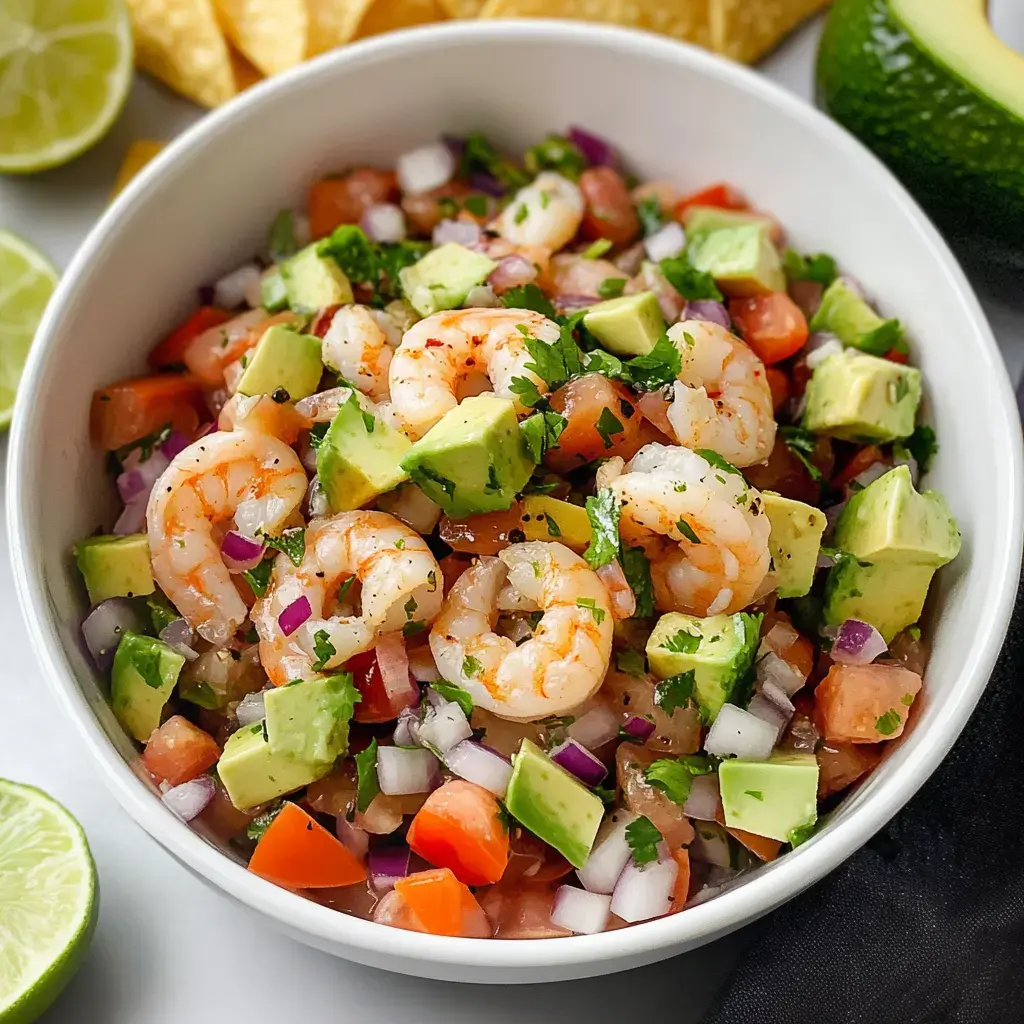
[0, 232, 58, 431]
[0, 781, 97, 1024]
[0, 0, 133, 174]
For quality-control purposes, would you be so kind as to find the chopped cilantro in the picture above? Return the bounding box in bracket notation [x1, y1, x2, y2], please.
[355, 738, 380, 813]
[745, 790, 764, 800]
[662, 629, 701, 654]
[521, 323, 583, 391]
[598, 277, 627, 300]
[404, 596, 418, 618]
[543, 513, 562, 537]
[462, 655, 483, 679]
[514, 203, 529, 225]
[676, 518, 701, 544]
[112, 423, 172, 469]
[464, 194, 488, 218]
[575, 597, 606, 625]
[583, 487, 621, 569]
[875, 709, 902, 736]
[635, 195, 664, 236]
[308, 422, 330, 450]
[519, 409, 567, 463]
[128, 644, 165, 690]
[509, 374, 546, 408]
[259, 526, 306, 567]
[406, 463, 456, 499]
[432, 680, 474, 717]
[147, 594, 179, 634]
[696, 449, 742, 477]
[901, 692, 916, 707]
[337, 576, 355, 603]
[620, 546, 654, 619]
[180, 682, 219, 709]
[246, 803, 283, 842]
[318, 224, 377, 283]
[783, 248, 838, 286]
[859, 318, 904, 356]
[583, 348, 625, 378]
[904, 424, 938, 474]
[581, 238, 612, 259]
[268, 208, 298, 263]
[594, 408, 624, 449]
[659, 253, 723, 302]
[787, 821, 816, 848]
[622, 334, 682, 391]
[242, 556, 274, 598]
[644, 754, 712, 805]
[311, 629, 336, 671]
[501, 283, 557, 318]
[654, 670, 695, 716]
[616, 648, 646, 677]
[593, 784, 616, 808]
[625, 815, 663, 866]
[779, 425, 824, 483]
[523, 135, 587, 180]
[346, 390, 375, 433]
[484, 466, 502, 494]
[458, 132, 529, 192]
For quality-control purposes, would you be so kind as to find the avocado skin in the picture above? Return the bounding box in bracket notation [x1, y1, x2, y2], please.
[817, 0, 1024, 252]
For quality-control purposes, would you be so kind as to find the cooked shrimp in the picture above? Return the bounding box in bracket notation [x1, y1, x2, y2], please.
[663, 320, 776, 467]
[253, 510, 442, 686]
[429, 542, 613, 722]
[147, 431, 308, 645]
[611, 443, 770, 617]
[321, 305, 401, 402]
[493, 172, 584, 252]
[388, 307, 560, 438]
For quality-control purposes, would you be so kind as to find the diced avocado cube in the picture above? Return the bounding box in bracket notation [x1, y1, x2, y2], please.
[521, 496, 592, 552]
[282, 242, 354, 313]
[719, 752, 819, 843]
[583, 291, 666, 357]
[400, 395, 535, 518]
[398, 243, 497, 317]
[824, 466, 960, 641]
[810, 278, 902, 355]
[646, 611, 762, 722]
[74, 533, 155, 605]
[504, 739, 604, 868]
[762, 492, 827, 599]
[687, 224, 785, 297]
[236, 324, 323, 400]
[217, 722, 332, 811]
[683, 205, 777, 238]
[264, 674, 359, 765]
[260, 268, 289, 312]
[316, 393, 411, 512]
[111, 632, 184, 742]
[803, 349, 920, 443]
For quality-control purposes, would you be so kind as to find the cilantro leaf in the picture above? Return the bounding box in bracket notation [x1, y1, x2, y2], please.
[583, 487, 621, 569]
[662, 629, 701, 654]
[644, 754, 712, 806]
[787, 820, 817, 848]
[520, 409, 567, 463]
[581, 238, 612, 260]
[355, 738, 380, 814]
[676, 517, 701, 544]
[406, 463, 456, 500]
[635, 195, 664, 237]
[783, 248, 837, 286]
[376, 241, 431, 291]
[594, 408, 624, 449]
[308, 421, 329, 450]
[659, 253, 723, 302]
[432, 681, 474, 717]
[346, 390, 375, 433]
[584, 349, 626, 379]
[625, 815, 663, 866]
[180, 682, 220, 709]
[459, 132, 529, 192]
[509, 375, 546, 409]
[523, 135, 588, 180]
[259, 527, 305, 567]
[112, 422, 172, 469]
[598, 277, 627, 300]
[875, 709, 902, 736]
[576, 597, 606, 625]
[242, 556, 274, 598]
[696, 449, 742, 477]
[268, 208, 298, 263]
[318, 224, 377, 283]
[311, 629, 336, 671]
[620, 546, 654, 619]
[616, 648, 647, 677]
[654, 671, 695, 716]
[128, 640, 165, 690]
[522, 332, 578, 391]
[779, 425, 824, 483]
[903, 424, 938, 475]
[246, 803, 283, 842]
[625, 335, 682, 391]
[147, 594, 179, 634]
[859, 318, 904, 356]
[462, 655, 483, 679]
[501, 282, 557, 319]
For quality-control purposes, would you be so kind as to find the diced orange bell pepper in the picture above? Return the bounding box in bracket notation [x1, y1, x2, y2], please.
[393, 868, 491, 937]
[141, 715, 219, 786]
[90, 373, 206, 451]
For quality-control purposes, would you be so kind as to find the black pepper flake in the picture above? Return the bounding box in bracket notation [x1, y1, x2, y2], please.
[509, 529, 526, 544]
[271, 387, 290, 404]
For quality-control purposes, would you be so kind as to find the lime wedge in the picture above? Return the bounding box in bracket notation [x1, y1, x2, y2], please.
[0, 780, 97, 1024]
[0, 0, 133, 173]
[0, 232, 58, 431]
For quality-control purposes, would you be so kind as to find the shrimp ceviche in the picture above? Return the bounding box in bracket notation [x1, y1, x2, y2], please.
[76, 127, 960, 938]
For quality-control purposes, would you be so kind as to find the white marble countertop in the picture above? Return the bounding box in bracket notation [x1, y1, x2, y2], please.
[1, 11, 1021, 1021]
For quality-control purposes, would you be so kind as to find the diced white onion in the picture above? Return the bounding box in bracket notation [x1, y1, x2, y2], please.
[463, 283, 501, 308]
[214, 262, 263, 310]
[432, 218, 481, 248]
[235, 690, 266, 727]
[397, 142, 455, 195]
[417, 702, 472, 754]
[376, 746, 441, 796]
[444, 741, 513, 798]
[551, 886, 612, 935]
[746, 693, 789, 743]
[407, 645, 441, 683]
[362, 203, 407, 243]
[704, 703, 777, 761]
[643, 221, 686, 263]
[755, 651, 806, 696]
[805, 336, 844, 370]
[610, 855, 678, 923]
[690, 823, 731, 868]
[161, 775, 215, 822]
[567, 705, 620, 751]
[576, 812, 635, 894]
[682, 773, 720, 821]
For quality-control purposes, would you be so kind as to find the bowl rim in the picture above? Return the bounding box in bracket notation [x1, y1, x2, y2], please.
[8, 18, 1023, 973]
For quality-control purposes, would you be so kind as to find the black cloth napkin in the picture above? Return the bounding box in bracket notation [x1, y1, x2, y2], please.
[703, 577, 1024, 1024]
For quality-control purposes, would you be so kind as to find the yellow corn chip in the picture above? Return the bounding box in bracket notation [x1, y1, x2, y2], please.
[710, 0, 831, 63]
[479, 0, 624, 21]
[214, 0, 308, 76]
[306, 0, 374, 56]
[127, 0, 237, 108]
[230, 48, 264, 90]
[354, 0, 449, 40]
[111, 141, 166, 199]
[437, 0, 484, 17]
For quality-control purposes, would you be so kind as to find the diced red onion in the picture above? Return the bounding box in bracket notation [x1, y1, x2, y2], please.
[445, 741, 512, 798]
[567, 705, 620, 750]
[418, 701, 472, 753]
[832, 618, 888, 665]
[468, 170, 504, 197]
[221, 530, 266, 573]
[305, 476, 330, 519]
[161, 775, 215, 822]
[823, 501, 847, 540]
[214, 262, 262, 310]
[158, 617, 198, 662]
[393, 706, 420, 747]
[432, 218, 482, 248]
[643, 221, 686, 262]
[567, 125, 618, 167]
[756, 651, 807, 696]
[376, 746, 441, 796]
[805, 334, 844, 370]
[816, 550, 837, 570]
[278, 596, 311, 637]
[463, 283, 501, 308]
[375, 633, 418, 709]
[336, 816, 370, 860]
[113, 494, 148, 535]
[235, 689, 267, 727]
[116, 450, 170, 503]
[397, 142, 455, 195]
[441, 134, 465, 160]
[369, 845, 410, 891]
[704, 703, 776, 760]
[613, 242, 645, 277]
[682, 773, 720, 821]
[610, 853, 678, 923]
[160, 431, 191, 460]
[82, 598, 141, 671]
[596, 560, 635, 620]
[690, 824, 731, 868]
[361, 203, 407, 244]
[551, 886, 611, 935]
[550, 739, 607, 788]
[683, 300, 730, 329]
[554, 293, 598, 314]
[622, 715, 655, 741]
[489, 254, 537, 293]
[852, 461, 889, 491]
[577, 813, 635, 894]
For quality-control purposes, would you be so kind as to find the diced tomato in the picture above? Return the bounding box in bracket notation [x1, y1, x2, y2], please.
[393, 868, 492, 937]
[503, 829, 574, 886]
[729, 293, 809, 365]
[884, 348, 910, 365]
[141, 715, 220, 786]
[817, 741, 883, 798]
[248, 802, 367, 889]
[546, 373, 646, 473]
[345, 649, 416, 723]
[310, 305, 342, 338]
[90, 374, 206, 451]
[439, 504, 525, 556]
[673, 182, 747, 220]
[765, 367, 791, 413]
[579, 167, 640, 246]
[815, 663, 923, 744]
[308, 168, 398, 240]
[406, 780, 510, 886]
[670, 848, 691, 912]
[149, 306, 231, 370]
[477, 883, 571, 939]
[832, 444, 884, 489]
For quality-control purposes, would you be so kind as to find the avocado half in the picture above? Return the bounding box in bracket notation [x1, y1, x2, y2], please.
[817, 0, 1024, 254]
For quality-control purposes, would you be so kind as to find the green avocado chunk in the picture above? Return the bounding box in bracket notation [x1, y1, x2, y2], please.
[217, 722, 332, 811]
[264, 674, 359, 765]
[236, 324, 323, 400]
[400, 394, 535, 518]
[719, 752, 819, 843]
[398, 243, 497, 317]
[686, 224, 785, 297]
[646, 611, 762, 722]
[583, 291, 666, 357]
[111, 632, 184, 742]
[762, 492, 827, 599]
[803, 348, 920, 442]
[504, 739, 604, 868]
[683, 205, 778, 239]
[260, 268, 289, 312]
[824, 465, 960, 641]
[282, 242, 354, 313]
[74, 533, 155, 605]
[810, 277, 902, 355]
[316, 392, 411, 512]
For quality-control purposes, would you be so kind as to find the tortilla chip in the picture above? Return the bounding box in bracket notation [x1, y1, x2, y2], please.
[306, 0, 373, 56]
[111, 141, 166, 199]
[230, 48, 264, 91]
[710, 0, 831, 63]
[437, 0, 485, 17]
[127, 0, 237, 108]
[354, 0, 449, 40]
[214, 0, 308, 76]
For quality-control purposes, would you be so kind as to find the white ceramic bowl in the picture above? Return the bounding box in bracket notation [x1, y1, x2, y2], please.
[8, 20, 1023, 985]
